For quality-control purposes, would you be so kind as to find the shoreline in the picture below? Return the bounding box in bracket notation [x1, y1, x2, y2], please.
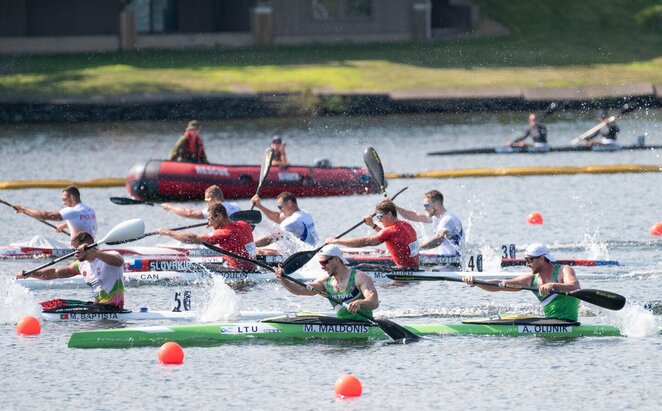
[2, 83, 660, 124]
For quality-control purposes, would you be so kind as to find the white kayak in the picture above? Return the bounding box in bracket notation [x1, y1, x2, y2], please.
[17, 269, 544, 290]
[42, 308, 336, 322]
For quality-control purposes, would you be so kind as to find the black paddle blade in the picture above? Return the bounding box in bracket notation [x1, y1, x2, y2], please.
[363, 146, 386, 194]
[110, 197, 153, 206]
[619, 103, 638, 116]
[571, 289, 626, 311]
[282, 249, 320, 274]
[374, 318, 420, 343]
[230, 210, 262, 224]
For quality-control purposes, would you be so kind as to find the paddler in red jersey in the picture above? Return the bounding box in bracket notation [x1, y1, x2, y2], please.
[157, 203, 256, 270]
[168, 120, 209, 163]
[326, 199, 420, 269]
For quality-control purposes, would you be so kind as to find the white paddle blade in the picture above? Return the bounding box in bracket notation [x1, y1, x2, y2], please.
[99, 218, 145, 244]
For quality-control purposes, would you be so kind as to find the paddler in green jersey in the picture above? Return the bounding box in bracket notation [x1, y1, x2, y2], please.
[462, 243, 581, 321]
[274, 245, 379, 322]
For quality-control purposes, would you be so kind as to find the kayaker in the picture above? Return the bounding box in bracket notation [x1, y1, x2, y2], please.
[13, 186, 97, 239]
[16, 231, 125, 310]
[251, 191, 319, 248]
[396, 190, 463, 256]
[326, 199, 420, 269]
[157, 202, 256, 270]
[274, 245, 379, 321]
[585, 110, 619, 146]
[162, 185, 240, 219]
[269, 136, 288, 166]
[463, 243, 581, 321]
[507, 113, 549, 149]
[168, 120, 209, 163]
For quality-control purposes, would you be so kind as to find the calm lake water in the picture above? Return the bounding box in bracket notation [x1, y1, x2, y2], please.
[1, 110, 661, 410]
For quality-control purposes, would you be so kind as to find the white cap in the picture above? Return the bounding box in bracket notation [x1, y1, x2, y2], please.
[524, 243, 556, 262]
[319, 245, 349, 265]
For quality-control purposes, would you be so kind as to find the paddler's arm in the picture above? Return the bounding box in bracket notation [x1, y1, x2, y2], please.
[16, 266, 77, 280]
[326, 235, 381, 248]
[507, 129, 530, 146]
[255, 234, 277, 247]
[538, 265, 580, 296]
[12, 205, 62, 221]
[169, 135, 187, 161]
[85, 249, 124, 267]
[346, 272, 379, 313]
[274, 267, 323, 296]
[161, 203, 205, 219]
[419, 227, 449, 250]
[250, 195, 282, 223]
[395, 205, 430, 223]
[156, 228, 205, 244]
[463, 273, 533, 292]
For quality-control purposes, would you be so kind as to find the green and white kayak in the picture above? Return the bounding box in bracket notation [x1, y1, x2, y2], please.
[68, 315, 623, 349]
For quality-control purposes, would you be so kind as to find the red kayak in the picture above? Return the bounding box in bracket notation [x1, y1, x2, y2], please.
[126, 160, 381, 201]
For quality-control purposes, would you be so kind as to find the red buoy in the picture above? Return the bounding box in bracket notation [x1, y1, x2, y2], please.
[158, 342, 184, 364]
[528, 212, 543, 225]
[335, 374, 363, 398]
[16, 316, 41, 336]
[651, 222, 662, 237]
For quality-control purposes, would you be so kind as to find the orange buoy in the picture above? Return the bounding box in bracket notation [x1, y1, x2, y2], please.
[528, 212, 543, 225]
[334, 374, 362, 398]
[158, 342, 184, 364]
[651, 222, 662, 237]
[16, 316, 41, 335]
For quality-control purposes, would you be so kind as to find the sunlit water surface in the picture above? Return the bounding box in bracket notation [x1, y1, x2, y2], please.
[1, 111, 661, 410]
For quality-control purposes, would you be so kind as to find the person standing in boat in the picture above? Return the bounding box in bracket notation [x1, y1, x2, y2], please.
[162, 185, 240, 220]
[169, 120, 209, 163]
[463, 243, 580, 321]
[326, 199, 420, 270]
[269, 136, 288, 166]
[251, 191, 318, 249]
[16, 231, 125, 310]
[507, 113, 549, 149]
[585, 110, 620, 146]
[157, 203, 256, 270]
[395, 190, 463, 257]
[274, 245, 379, 322]
[13, 186, 97, 239]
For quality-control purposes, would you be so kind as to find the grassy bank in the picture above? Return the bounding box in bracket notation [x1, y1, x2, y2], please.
[0, 0, 661, 98]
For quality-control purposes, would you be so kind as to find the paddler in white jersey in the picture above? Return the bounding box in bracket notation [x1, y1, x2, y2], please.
[274, 245, 379, 322]
[251, 191, 319, 251]
[161, 185, 241, 220]
[13, 186, 97, 239]
[396, 189, 463, 256]
[16, 231, 126, 309]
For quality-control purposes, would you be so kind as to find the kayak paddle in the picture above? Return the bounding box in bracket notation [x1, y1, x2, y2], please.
[280, 147, 405, 274]
[202, 242, 420, 343]
[21, 219, 145, 278]
[384, 273, 626, 311]
[0, 198, 70, 235]
[570, 103, 638, 145]
[110, 197, 155, 206]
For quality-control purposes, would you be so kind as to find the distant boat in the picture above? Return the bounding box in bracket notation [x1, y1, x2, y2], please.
[126, 159, 381, 202]
[428, 135, 661, 156]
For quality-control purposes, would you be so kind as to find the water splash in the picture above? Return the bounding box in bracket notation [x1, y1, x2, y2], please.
[195, 276, 240, 322]
[578, 229, 610, 260]
[606, 304, 659, 338]
[0, 276, 40, 324]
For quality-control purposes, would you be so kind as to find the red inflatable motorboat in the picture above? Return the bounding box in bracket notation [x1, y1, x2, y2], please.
[126, 160, 382, 201]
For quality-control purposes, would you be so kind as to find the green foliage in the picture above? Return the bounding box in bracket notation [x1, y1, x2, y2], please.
[634, 5, 662, 31]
